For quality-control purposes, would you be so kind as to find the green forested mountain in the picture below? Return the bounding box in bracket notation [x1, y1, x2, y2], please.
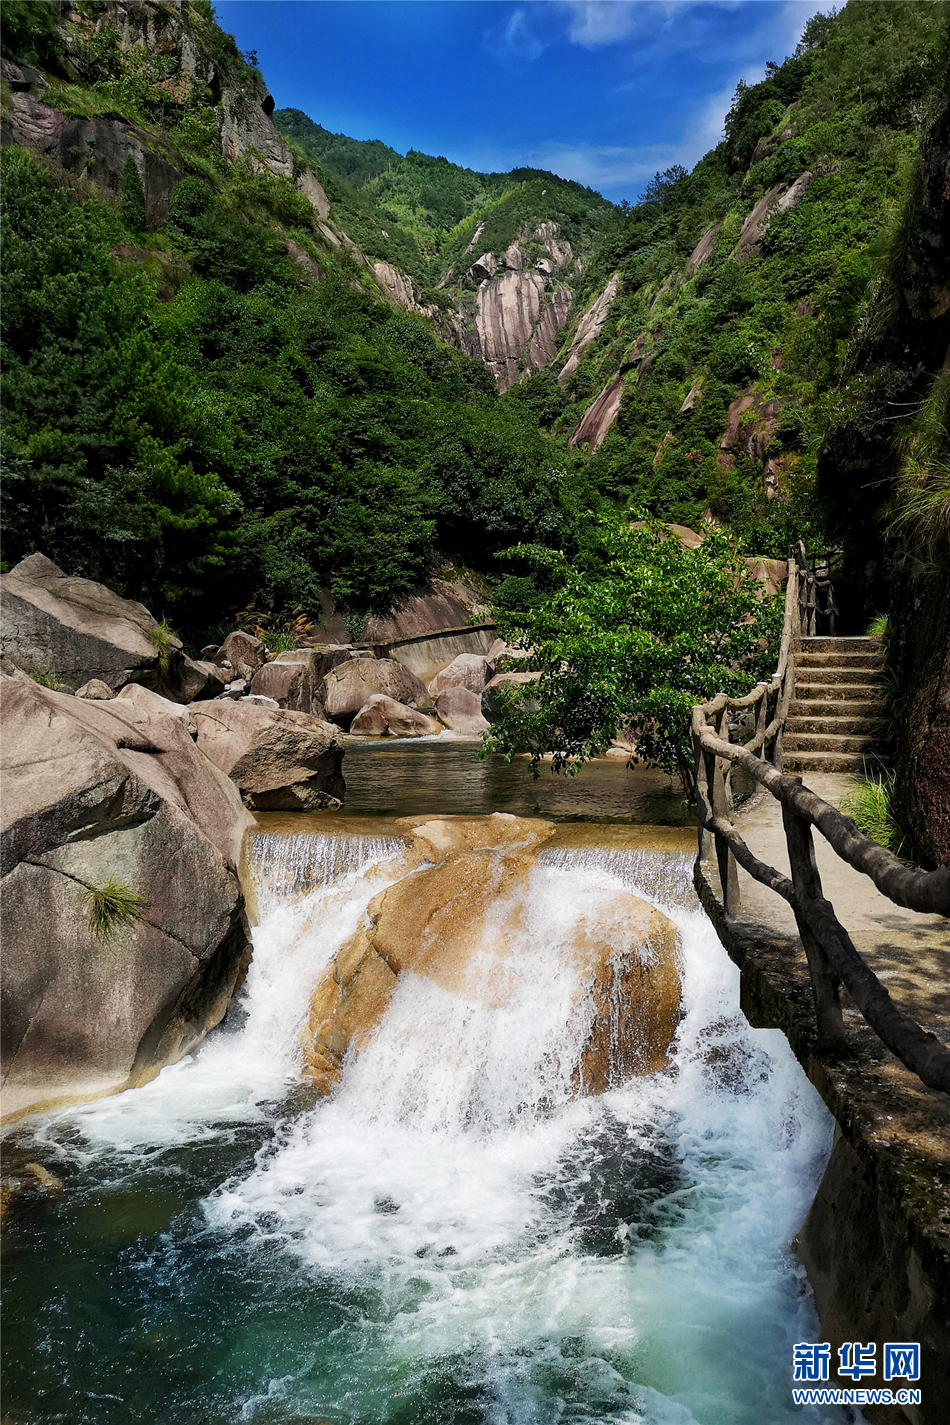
[1, 0, 947, 648]
[275, 106, 612, 272]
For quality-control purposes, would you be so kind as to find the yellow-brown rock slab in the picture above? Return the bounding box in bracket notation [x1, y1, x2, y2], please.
[301, 814, 681, 1096]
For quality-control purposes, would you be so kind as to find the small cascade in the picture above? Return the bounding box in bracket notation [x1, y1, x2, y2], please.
[539, 845, 696, 909]
[8, 824, 838, 1425]
[248, 829, 405, 914]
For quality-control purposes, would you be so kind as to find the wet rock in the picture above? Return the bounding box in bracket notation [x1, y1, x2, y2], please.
[192, 700, 345, 811]
[302, 815, 681, 1096]
[0, 668, 253, 1123]
[323, 658, 432, 728]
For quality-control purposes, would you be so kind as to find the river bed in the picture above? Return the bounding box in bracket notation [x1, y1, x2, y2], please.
[1, 747, 852, 1424]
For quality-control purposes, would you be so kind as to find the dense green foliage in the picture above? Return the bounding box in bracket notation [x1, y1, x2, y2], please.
[276, 106, 610, 276]
[553, 0, 948, 551]
[484, 519, 782, 786]
[0, 145, 589, 628]
[2, 0, 946, 675]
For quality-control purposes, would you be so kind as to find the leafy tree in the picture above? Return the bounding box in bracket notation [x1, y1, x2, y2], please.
[484, 518, 782, 790]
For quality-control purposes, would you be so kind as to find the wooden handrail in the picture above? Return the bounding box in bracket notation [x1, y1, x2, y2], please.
[692, 553, 950, 1095]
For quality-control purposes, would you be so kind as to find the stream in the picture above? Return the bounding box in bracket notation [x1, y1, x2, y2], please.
[1, 744, 853, 1424]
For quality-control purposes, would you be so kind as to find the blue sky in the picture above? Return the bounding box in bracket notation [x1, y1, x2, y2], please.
[214, 1, 825, 203]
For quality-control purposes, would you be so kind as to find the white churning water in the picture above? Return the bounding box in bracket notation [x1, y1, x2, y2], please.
[31, 829, 847, 1425]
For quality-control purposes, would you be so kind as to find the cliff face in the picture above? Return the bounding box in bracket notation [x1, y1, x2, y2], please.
[1, 3, 335, 252]
[439, 222, 578, 390]
[884, 99, 950, 868]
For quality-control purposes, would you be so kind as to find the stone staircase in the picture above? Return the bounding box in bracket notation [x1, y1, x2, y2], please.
[783, 636, 884, 774]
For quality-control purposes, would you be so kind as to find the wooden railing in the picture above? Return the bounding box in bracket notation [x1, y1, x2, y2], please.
[692, 556, 950, 1095]
[795, 541, 839, 637]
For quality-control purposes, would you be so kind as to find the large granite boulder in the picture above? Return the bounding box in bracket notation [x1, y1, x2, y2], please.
[351, 694, 441, 739]
[428, 653, 491, 699]
[192, 701, 345, 811]
[302, 815, 681, 1096]
[435, 686, 490, 736]
[247, 646, 357, 715]
[0, 553, 168, 694]
[213, 631, 267, 684]
[481, 671, 542, 721]
[323, 658, 432, 728]
[0, 553, 220, 704]
[0, 668, 254, 1123]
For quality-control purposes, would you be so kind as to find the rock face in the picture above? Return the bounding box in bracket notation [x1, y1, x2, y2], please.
[558, 273, 621, 384]
[192, 701, 345, 811]
[569, 373, 626, 451]
[301, 814, 681, 1096]
[0, 668, 253, 1122]
[733, 172, 813, 262]
[0, 553, 169, 693]
[322, 658, 431, 728]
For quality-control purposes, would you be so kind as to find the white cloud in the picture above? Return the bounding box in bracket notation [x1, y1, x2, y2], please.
[501, 6, 547, 60]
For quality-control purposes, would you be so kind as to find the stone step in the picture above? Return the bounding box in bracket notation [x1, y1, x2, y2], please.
[793, 681, 882, 702]
[794, 666, 883, 687]
[796, 650, 882, 671]
[783, 731, 877, 753]
[788, 698, 879, 719]
[785, 713, 878, 736]
[783, 749, 880, 774]
[796, 637, 880, 654]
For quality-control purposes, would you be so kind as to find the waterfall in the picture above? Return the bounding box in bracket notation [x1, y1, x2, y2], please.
[16, 825, 838, 1425]
[248, 829, 406, 914]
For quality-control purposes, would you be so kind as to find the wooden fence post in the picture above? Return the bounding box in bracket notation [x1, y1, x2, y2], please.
[711, 710, 740, 915]
[782, 802, 847, 1051]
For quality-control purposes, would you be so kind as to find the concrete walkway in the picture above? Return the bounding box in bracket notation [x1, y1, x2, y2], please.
[734, 772, 950, 1034]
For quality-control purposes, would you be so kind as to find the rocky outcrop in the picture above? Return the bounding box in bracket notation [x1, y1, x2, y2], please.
[687, 223, 721, 269]
[456, 224, 578, 390]
[322, 658, 432, 728]
[733, 172, 813, 262]
[569, 373, 626, 451]
[0, 667, 253, 1122]
[558, 272, 621, 383]
[302, 814, 681, 1096]
[350, 694, 441, 738]
[1, 553, 170, 693]
[191, 700, 345, 811]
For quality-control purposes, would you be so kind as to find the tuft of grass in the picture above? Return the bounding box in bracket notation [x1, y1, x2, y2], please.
[839, 771, 911, 863]
[867, 612, 888, 640]
[27, 663, 61, 689]
[80, 876, 147, 944]
[148, 619, 178, 677]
